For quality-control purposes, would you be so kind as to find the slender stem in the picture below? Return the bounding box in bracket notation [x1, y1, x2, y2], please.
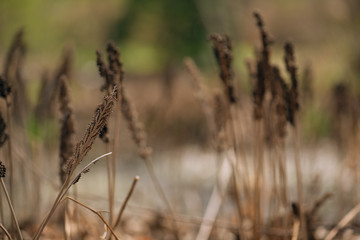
[110, 84, 121, 224]
[61, 196, 120, 240]
[254, 119, 264, 239]
[33, 152, 112, 240]
[5, 98, 14, 236]
[0, 223, 13, 240]
[195, 153, 230, 240]
[105, 142, 113, 225]
[291, 218, 300, 240]
[293, 118, 307, 240]
[113, 176, 139, 229]
[143, 156, 179, 240]
[0, 179, 22, 240]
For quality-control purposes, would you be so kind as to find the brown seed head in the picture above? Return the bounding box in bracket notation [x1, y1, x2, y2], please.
[209, 33, 236, 104]
[106, 41, 124, 84]
[284, 42, 299, 125]
[65, 88, 116, 177]
[0, 162, 6, 178]
[0, 112, 7, 147]
[119, 85, 152, 159]
[96, 50, 113, 91]
[0, 76, 11, 99]
[58, 76, 76, 183]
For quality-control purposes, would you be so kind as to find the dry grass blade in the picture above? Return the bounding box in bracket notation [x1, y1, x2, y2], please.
[0, 223, 13, 240]
[61, 196, 120, 240]
[68, 152, 112, 187]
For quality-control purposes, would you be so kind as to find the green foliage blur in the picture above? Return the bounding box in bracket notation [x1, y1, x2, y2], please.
[111, 0, 207, 71]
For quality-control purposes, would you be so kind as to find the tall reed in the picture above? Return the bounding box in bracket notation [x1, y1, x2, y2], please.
[33, 88, 116, 239]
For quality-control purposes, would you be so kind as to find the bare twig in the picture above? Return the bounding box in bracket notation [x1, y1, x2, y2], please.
[113, 176, 139, 229]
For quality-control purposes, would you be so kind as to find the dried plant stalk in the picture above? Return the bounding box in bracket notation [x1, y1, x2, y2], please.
[58, 75, 75, 183]
[96, 41, 124, 225]
[209, 34, 236, 104]
[113, 176, 139, 229]
[284, 42, 299, 125]
[252, 11, 273, 120]
[65, 90, 115, 176]
[33, 89, 116, 240]
[62, 196, 120, 240]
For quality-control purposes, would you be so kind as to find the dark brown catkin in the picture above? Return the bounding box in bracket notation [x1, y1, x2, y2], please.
[58, 75, 75, 183]
[106, 41, 124, 84]
[253, 11, 273, 90]
[119, 85, 152, 158]
[0, 162, 6, 178]
[252, 12, 273, 120]
[0, 111, 8, 147]
[284, 42, 299, 125]
[96, 50, 113, 92]
[0, 76, 11, 99]
[209, 33, 236, 104]
[253, 61, 266, 120]
[272, 66, 289, 137]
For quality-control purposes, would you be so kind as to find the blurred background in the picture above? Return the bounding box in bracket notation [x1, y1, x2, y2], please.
[0, 1, 360, 238]
[0, 0, 359, 148]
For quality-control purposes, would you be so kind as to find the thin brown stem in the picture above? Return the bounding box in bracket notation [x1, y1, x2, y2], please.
[0, 178, 22, 240]
[143, 156, 179, 240]
[113, 176, 139, 229]
[33, 152, 112, 240]
[105, 141, 113, 225]
[110, 83, 121, 224]
[5, 98, 14, 233]
[291, 218, 300, 240]
[293, 119, 306, 240]
[61, 196, 120, 240]
[0, 223, 13, 240]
